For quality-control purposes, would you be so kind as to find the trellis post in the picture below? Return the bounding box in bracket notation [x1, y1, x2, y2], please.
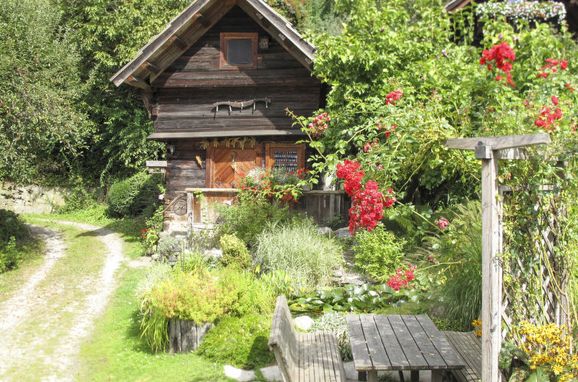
[446, 133, 551, 382]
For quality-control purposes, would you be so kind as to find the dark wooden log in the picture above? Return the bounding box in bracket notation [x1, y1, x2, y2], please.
[168, 319, 213, 353]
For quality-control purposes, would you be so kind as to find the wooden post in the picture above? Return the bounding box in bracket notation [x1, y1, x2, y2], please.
[478, 145, 502, 382]
[445, 134, 551, 382]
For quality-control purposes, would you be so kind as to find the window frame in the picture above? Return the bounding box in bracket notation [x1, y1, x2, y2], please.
[219, 32, 258, 70]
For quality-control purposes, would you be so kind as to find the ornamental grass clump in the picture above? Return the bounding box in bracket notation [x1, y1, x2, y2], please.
[254, 219, 343, 291]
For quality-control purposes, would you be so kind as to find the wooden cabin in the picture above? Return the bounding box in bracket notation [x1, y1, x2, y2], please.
[111, 0, 346, 232]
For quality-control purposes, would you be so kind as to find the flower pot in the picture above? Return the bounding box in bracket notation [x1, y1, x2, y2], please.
[168, 318, 212, 353]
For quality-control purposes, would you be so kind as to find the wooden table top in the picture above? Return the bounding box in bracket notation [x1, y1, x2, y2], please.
[346, 314, 465, 372]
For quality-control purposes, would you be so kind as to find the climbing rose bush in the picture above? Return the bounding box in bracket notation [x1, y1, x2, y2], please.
[480, 41, 516, 86]
[336, 160, 395, 233]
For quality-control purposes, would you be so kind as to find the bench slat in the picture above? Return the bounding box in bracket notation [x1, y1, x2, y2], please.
[417, 315, 464, 369]
[444, 331, 482, 382]
[346, 315, 373, 370]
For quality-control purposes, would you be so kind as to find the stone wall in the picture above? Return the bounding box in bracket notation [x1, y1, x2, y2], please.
[0, 182, 66, 214]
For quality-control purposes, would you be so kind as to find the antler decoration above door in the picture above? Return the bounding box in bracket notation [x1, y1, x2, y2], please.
[212, 98, 271, 117]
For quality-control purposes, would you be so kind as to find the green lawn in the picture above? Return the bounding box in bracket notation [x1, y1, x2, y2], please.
[78, 266, 230, 382]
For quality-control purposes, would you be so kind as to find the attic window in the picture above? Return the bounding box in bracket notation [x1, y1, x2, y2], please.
[220, 33, 258, 69]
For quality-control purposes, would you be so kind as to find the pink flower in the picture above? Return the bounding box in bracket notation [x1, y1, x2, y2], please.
[436, 217, 450, 230]
[385, 89, 403, 105]
[551, 95, 559, 106]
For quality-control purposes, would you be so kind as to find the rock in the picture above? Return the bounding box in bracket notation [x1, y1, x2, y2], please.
[204, 248, 223, 259]
[334, 227, 351, 239]
[293, 315, 314, 331]
[260, 365, 282, 382]
[317, 226, 333, 235]
[151, 254, 160, 262]
[224, 365, 255, 382]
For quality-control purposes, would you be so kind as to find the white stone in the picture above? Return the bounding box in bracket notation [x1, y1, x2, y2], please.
[334, 227, 352, 239]
[260, 365, 282, 382]
[293, 315, 314, 331]
[317, 226, 333, 235]
[224, 365, 256, 382]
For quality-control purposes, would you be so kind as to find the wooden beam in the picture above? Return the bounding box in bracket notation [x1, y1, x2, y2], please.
[146, 160, 168, 168]
[445, 134, 551, 151]
[480, 151, 503, 382]
[148, 129, 305, 140]
[169, 35, 188, 50]
[140, 61, 160, 75]
[127, 75, 151, 91]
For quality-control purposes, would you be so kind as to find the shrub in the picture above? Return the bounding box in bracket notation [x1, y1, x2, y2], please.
[141, 205, 164, 255]
[353, 227, 405, 283]
[0, 209, 33, 273]
[106, 172, 162, 218]
[422, 201, 482, 329]
[0, 237, 20, 273]
[219, 234, 251, 269]
[217, 193, 292, 247]
[138, 267, 276, 352]
[155, 235, 183, 262]
[0, 209, 31, 243]
[197, 313, 274, 369]
[254, 219, 343, 291]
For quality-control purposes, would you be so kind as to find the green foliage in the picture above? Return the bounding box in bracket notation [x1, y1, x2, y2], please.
[0, 0, 92, 183]
[353, 227, 405, 282]
[106, 172, 162, 218]
[0, 209, 31, 243]
[423, 202, 482, 330]
[219, 234, 251, 269]
[142, 205, 164, 254]
[56, 0, 190, 182]
[217, 193, 292, 247]
[0, 238, 20, 273]
[197, 313, 274, 369]
[254, 219, 343, 291]
[290, 283, 417, 315]
[138, 266, 276, 352]
[0, 209, 35, 273]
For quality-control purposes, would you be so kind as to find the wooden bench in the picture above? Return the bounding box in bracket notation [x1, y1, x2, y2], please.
[443, 331, 482, 382]
[268, 296, 346, 382]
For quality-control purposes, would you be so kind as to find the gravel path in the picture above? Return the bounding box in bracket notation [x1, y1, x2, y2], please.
[0, 221, 125, 381]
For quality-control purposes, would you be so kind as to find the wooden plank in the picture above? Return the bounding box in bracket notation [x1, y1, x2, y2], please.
[481, 156, 502, 382]
[402, 315, 447, 369]
[444, 332, 482, 382]
[146, 160, 168, 168]
[149, 129, 305, 140]
[388, 315, 428, 368]
[445, 133, 550, 151]
[417, 315, 464, 368]
[346, 315, 373, 371]
[374, 315, 409, 369]
[360, 314, 390, 369]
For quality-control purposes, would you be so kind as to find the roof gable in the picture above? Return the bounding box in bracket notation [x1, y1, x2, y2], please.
[110, 0, 316, 89]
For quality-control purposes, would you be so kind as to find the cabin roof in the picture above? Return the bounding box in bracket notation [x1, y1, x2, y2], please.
[110, 0, 316, 89]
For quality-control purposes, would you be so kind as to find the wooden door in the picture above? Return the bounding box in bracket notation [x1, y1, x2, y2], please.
[208, 147, 261, 188]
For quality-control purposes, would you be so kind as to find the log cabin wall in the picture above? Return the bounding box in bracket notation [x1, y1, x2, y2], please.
[150, 6, 321, 134]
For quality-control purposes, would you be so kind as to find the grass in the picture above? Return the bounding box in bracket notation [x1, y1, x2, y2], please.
[0, 239, 44, 302]
[78, 266, 229, 382]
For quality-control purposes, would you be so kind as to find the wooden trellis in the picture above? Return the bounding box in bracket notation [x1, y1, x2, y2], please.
[446, 133, 553, 382]
[501, 188, 571, 335]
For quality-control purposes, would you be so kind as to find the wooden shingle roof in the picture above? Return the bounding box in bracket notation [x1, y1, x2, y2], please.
[110, 0, 316, 90]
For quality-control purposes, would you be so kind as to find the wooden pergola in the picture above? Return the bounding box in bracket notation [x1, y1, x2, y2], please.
[445, 133, 551, 382]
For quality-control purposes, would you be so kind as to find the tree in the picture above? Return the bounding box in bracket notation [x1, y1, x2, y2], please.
[0, 0, 92, 183]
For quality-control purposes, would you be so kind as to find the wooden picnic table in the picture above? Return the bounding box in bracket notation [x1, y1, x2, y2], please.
[346, 314, 465, 382]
